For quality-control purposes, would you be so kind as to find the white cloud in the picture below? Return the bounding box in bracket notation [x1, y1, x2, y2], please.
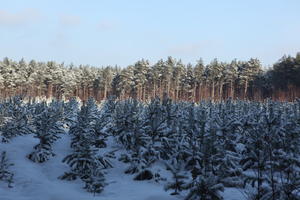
[0, 9, 41, 27]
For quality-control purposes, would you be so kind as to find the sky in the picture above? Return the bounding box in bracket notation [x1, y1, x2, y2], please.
[0, 0, 300, 67]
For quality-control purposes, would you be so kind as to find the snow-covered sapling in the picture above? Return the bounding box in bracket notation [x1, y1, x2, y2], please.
[0, 151, 14, 188]
[164, 161, 188, 195]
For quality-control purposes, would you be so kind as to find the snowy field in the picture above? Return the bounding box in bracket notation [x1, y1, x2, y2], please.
[0, 134, 244, 200]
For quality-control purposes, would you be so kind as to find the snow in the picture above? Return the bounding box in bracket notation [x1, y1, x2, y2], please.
[0, 134, 245, 200]
[223, 188, 246, 200]
[0, 134, 176, 200]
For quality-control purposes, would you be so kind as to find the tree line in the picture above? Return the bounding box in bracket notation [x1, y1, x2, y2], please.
[0, 53, 299, 101]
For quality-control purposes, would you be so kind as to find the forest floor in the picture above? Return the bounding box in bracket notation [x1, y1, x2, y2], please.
[0, 134, 244, 200]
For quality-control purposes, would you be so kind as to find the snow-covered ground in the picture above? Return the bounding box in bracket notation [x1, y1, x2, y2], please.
[0, 134, 244, 200]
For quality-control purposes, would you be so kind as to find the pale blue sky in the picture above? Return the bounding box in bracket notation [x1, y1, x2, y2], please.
[0, 0, 299, 67]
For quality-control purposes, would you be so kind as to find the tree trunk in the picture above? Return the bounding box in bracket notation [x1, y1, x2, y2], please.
[219, 82, 223, 100]
[193, 85, 196, 102]
[104, 84, 107, 100]
[230, 80, 234, 99]
[153, 82, 156, 98]
[198, 83, 202, 101]
[47, 83, 53, 99]
[211, 81, 215, 100]
[244, 79, 248, 100]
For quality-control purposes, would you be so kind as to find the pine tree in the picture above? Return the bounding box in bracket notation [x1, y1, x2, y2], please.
[85, 97, 99, 122]
[240, 108, 270, 199]
[93, 96, 116, 148]
[82, 167, 106, 195]
[0, 96, 33, 142]
[185, 172, 224, 200]
[28, 104, 65, 163]
[225, 60, 238, 99]
[164, 159, 188, 195]
[124, 117, 150, 176]
[143, 97, 167, 150]
[181, 104, 202, 179]
[194, 59, 205, 101]
[112, 99, 141, 149]
[63, 97, 79, 127]
[172, 60, 186, 100]
[0, 151, 14, 188]
[133, 59, 150, 100]
[267, 102, 300, 200]
[112, 100, 154, 179]
[60, 103, 106, 193]
[210, 103, 243, 187]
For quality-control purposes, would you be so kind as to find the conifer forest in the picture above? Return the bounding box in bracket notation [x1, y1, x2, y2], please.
[1, 1, 300, 199]
[0, 54, 299, 102]
[1, 95, 300, 199]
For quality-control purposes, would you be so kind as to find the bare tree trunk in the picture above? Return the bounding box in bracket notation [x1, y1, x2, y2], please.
[230, 80, 234, 99]
[142, 86, 146, 101]
[159, 80, 162, 99]
[104, 84, 107, 100]
[193, 85, 196, 102]
[244, 79, 248, 100]
[212, 81, 215, 101]
[198, 83, 202, 101]
[176, 86, 179, 101]
[219, 82, 223, 101]
[167, 81, 170, 97]
[153, 82, 156, 98]
[47, 83, 53, 99]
